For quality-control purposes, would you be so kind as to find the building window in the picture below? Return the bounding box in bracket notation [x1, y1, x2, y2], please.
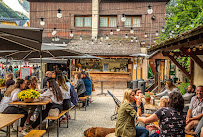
[124, 16, 141, 27]
[75, 16, 92, 27]
[100, 16, 117, 27]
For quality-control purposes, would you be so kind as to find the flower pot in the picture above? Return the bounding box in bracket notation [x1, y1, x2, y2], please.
[145, 97, 151, 104]
[24, 98, 34, 103]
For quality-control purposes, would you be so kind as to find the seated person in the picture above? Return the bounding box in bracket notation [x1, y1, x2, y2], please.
[42, 71, 52, 88]
[115, 89, 149, 137]
[74, 73, 86, 97]
[137, 92, 186, 137]
[183, 84, 196, 104]
[6, 73, 15, 88]
[185, 85, 203, 135]
[132, 88, 144, 116]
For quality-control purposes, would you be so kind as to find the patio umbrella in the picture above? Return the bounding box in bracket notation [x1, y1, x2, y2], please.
[0, 24, 43, 51]
[28, 58, 68, 64]
[55, 54, 103, 59]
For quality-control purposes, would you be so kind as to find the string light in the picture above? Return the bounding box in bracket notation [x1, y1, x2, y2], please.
[125, 34, 128, 39]
[192, 47, 196, 52]
[134, 35, 136, 39]
[171, 30, 174, 33]
[144, 32, 147, 38]
[141, 41, 145, 45]
[135, 38, 138, 43]
[106, 35, 109, 40]
[130, 27, 134, 34]
[40, 18, 45, 26]
[110, 30, 113, 35]
[101, 36, 103, 41]
[131, 38, 133, 42]
[162, 27, 165, 32]
[156, 31, 159, 36]
[116, 26, 120, 31]
[70, 30, 73, 37]
[92, 39, 94, 44]
[80, 35, 82, 40]
[52, 28, 57, 35]
[52, 37, 55, 41]
[191, 22, 194, 28]
[188, 48, 191, 52]
[147, 4, 153, 14]
[121, 14, 126, 22]
[94, 37, 97, 41]
[57, 9, 62, 18]
[169, 31, 172, 36]
[176, 22, 180, 28]
[199, 45, 202, 50]
[120, 40, 122, 45]
[178, 55, 181, 59]
[99, 40, 102, 44]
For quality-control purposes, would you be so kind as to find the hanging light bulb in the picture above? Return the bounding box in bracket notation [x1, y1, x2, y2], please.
[170, 35, 173, 38]
[178, 55, 181, 59]
[57, 9, 62, 18]
[135, 38, 138, 43]
[144, 32, 147, 38]
[94, 37, 97, 41]
[154, 40, 156, 43]
[55, 37, 57, 41]
[162, 27, 165, 32]
[133, 35, 136, 39]
[171, 30, 174, 33]
[110, 30, 113, 35]
[171, 52, 174, 56]
[174, 55, 177, 59]
[121, 14, 126, 22]
[40, 18, 45, 26]
[106, 35, 109, 40]
[92, 39, 94, 45]
[130, 27, 134, 34]
[116, 26, 120, 31]
[52, 28, 57, 35]
[147, 4, 153, 14]
[169, 31, 172, 36]
[131, 38, 133, 42]
[156, 31, 159, 36]
[199, 45, 203, 50]
[120, 40, 122, 45]
[176, 22, 180, 28]
[70, 30, 73, 37]
[192, 47, 196, 52]
[188, 48, 191, 52]
[101, 36, 103, 41]
[99, 40, 102, 44]
[191, 22, 194, 28]
[141, 41, 145, 45]
[80, 36, 82, 40]
[52, 37, 55, 41]
[125, 34, 128, 39]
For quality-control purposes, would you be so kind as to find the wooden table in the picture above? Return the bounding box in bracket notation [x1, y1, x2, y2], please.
[0, 86, 6, 101]
[144, 103, 160, 113]
[0, 114, 24, 137]
[9, 100, 49, 130]
[96, 81, 107, 96]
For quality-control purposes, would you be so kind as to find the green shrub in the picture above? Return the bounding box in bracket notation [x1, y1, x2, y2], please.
[177, 82, 190, 95]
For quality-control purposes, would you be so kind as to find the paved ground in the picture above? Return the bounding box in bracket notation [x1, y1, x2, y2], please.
[0, 88, 124, 137]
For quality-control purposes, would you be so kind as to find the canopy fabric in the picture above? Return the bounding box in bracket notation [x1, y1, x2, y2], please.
[55, 54, 103, 59]
[0, 24, 43, 51]
[29, 58, 68, 64]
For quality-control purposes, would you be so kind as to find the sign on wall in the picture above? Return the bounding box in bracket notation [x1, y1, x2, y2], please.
[20, 67, 32, 79]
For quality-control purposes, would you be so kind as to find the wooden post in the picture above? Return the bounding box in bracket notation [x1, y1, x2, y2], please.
[190, 59, 194, 84]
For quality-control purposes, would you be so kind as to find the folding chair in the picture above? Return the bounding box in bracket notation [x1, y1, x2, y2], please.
[107, 90, 121, 121]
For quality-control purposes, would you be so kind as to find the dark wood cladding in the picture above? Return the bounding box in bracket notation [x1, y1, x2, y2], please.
[28, 0, 169, 2]
[30, 1, 167, 44]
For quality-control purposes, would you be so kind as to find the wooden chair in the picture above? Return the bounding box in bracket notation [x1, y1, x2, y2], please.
[78, 96, 89, 111]
[46, 106, 76, 137]
[25, 130, 46, 137]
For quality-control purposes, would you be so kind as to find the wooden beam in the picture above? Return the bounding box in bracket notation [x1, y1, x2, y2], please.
[162, 51, 191, 79]
[180, 48, 203, 70]
[190, 59, 194, 84]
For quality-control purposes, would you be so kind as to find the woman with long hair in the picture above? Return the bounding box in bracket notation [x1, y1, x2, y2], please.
[31, 78, 63, 129]
[56, 75, 71, 110]
[5, 72, 15, 88]
[29, 76, 39, 90]
[137, 92, 186, 136]
[1, 78, 28, 134]
[115, 89, 149, 137]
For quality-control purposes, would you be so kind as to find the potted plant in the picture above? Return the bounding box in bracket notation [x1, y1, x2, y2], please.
[0, 79, 6, 87]
[18, 89, 40, 103]
[145, 91, 151, 104]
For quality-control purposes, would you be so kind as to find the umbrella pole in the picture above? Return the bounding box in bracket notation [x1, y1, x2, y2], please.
[136, 58, 138, 80]
[40, 52, 43, 88]
[69, 59, 72, 82]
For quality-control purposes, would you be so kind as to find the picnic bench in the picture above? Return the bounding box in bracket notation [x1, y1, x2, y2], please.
[78, 96, 89, 111]
[0, 114, 24, 137]
[25, 130, 46, 137]
[46, 106, 76, 137]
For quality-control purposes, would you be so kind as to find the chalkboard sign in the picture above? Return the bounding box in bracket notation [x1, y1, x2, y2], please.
[20, 67, 32, 79]
[103, 64, 109, 72]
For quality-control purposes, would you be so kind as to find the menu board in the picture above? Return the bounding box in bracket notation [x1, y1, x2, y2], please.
[20, 67, 32, 79]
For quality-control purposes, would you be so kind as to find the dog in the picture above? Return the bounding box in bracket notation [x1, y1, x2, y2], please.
[84, 127, 115, 137]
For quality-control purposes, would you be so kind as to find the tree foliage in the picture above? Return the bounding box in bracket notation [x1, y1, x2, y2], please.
[0, 1, 21, 18]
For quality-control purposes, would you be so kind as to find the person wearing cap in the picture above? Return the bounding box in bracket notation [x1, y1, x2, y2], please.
[81, 71, 92, 96]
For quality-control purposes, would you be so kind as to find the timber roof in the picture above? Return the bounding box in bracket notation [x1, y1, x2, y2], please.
[27, 0, 170, 2]
[148, 25, 203, 52]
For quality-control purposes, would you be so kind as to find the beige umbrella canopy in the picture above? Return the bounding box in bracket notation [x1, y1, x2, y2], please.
[0, 24, 43, 51]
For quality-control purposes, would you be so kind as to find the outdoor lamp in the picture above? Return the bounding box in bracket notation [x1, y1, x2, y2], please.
[110, 30, 113, 35]
[52, 28, 57, 35]
[199, 45, 203, 50]
[192, 47, 196, 52]
[156, 31, 159, 36]
[147, 4, 153, 14]
[191, 22, 194, 28]
[134, 35, 136, 39]
[162, 27, 165, 32]
[106, 35, 109, 40]
[70, 30, 73, 37]
[131, 38, 133, 42]
[176, 22, 180, 28]
[40, 18, 45, 26]
[57, 9, 62, 18]
[125, 34, 128, 39]
[80, 36, 82, 40]
[144, 32, 147, 38]
[121, 14, 126, 22]
[130, 27, 134, 34]
[116, 26, 120, 31]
